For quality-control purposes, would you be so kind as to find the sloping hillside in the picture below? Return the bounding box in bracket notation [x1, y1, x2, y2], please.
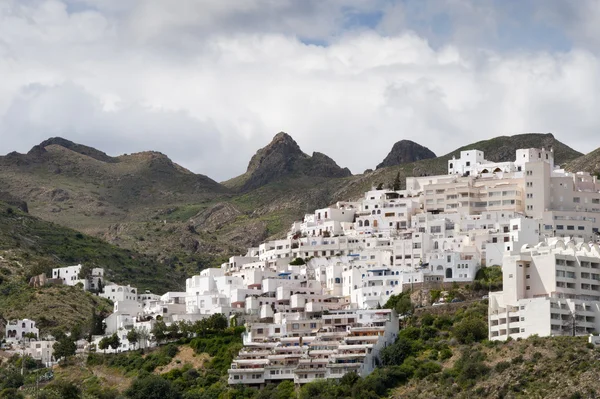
[566, 146, 600, 176]
[0, 201, 183, 293]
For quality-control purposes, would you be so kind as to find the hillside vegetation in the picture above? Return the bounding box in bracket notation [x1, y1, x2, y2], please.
[8, 297, 600, 399]
[0, 201, 185, 293]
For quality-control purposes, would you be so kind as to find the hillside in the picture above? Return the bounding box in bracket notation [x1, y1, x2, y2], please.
[566, 146, 600, 176]
[0, 201, 185, 293]
[12, 296, 600, 399]
[0, 139, 228, 233]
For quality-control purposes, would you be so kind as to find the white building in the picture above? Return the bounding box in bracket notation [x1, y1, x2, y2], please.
[51, 265, 104, 291]
[100, 284, 139, 302]
[228, 309, 399, 386]
[5, 319, 39, 343]
[489, 239, 600, 341]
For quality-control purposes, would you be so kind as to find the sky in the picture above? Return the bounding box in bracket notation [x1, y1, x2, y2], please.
[1, 0, 600, 181]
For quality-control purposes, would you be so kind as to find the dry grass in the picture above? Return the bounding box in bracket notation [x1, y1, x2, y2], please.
[154, 346, 210, 374]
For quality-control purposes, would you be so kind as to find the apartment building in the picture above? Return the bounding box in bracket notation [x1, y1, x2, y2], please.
[489, 239, 600, 340]
[228, 309, 399, 386]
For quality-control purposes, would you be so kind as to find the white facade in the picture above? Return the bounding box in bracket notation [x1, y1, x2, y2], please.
[228, 309, 399, 386]
[100, 284, 139, 302]
[489, 239, 600, 340]
[51, 265, 104, 291]
[5, 319, 39, 343]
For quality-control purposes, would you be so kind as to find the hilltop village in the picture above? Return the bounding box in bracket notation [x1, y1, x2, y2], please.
[5, 145, 600, 387]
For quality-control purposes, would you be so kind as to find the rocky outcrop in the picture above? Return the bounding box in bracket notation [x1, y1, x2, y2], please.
[239, 132, 351, 191]
[0, 192, 29, 213]
[376, 140, 436, 169]
[38, 137, 118, 163]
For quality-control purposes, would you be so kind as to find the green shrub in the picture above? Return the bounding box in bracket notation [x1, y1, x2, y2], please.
[415, 361, 442, 379]
[453, 317, 487, 344]
[495, 361, 510, 373]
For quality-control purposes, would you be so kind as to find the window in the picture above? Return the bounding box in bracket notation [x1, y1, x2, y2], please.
[557, 225, 564, 230]
[574, 197, 581, 203]
[526, 275, 530, 279]
[526, 286, 531, 290]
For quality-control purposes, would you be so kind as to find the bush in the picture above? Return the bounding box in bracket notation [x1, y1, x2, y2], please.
[125, 375, 181, 399]
[381, 337, 415, 366]
[439, 348, 453, 361]
[415, 361, 442, 379]
[452, 350, 489, 388]
[453, 317, 487, 344]
[495, 361, 510, 373]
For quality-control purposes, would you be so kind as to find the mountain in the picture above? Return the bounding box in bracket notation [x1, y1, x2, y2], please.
[565, 146, 600, 176]
[376, 140, 436, 169]
[0, 138, 228, 230]
[224, 132, 351, 192]
[445, 133, 582, 165]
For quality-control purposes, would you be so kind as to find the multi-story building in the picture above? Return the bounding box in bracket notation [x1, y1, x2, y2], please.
[228, 309, 399, 386]
[489, 239, 600, 340]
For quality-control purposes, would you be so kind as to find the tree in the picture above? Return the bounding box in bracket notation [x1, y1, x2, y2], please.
[151, 320, 168, 344]
[453, 317, 487, 344]
[53, 336, 76, 360]
[138, 327, 150, 350]
[126, 329, 140, 350]
[207, 313, 228, 330]
[392, 172, 401, 191]
[98, 336, 110, 354]
[380, 337, 414, 366]
[108, 333, 120, 351]
[125, 375, 181, 399]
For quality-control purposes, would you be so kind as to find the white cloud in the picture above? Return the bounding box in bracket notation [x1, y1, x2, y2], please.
[1, 0, 600, 182]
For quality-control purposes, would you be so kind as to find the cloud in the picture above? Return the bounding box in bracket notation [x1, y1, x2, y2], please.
[1, 0, 600, 181]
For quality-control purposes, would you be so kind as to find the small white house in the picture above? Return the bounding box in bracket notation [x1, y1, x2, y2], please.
[51, 265, 104, 291]
[5, 319, 39, 343]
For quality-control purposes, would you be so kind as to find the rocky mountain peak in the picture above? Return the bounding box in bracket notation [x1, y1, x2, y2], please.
[246, 132, 304, 174]
[234, 132, 351, 192]
[376, 140, 436, 169]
